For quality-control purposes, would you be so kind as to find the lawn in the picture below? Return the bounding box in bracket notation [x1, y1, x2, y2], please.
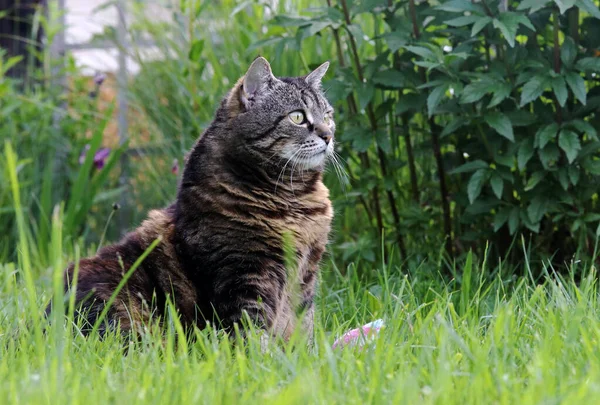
[2, 237, 599, 403]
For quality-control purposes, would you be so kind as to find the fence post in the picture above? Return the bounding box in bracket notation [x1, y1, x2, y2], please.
[116, 0, 130, 234]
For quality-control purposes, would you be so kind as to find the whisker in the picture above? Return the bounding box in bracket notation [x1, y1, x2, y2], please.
[275, 147, 303, 196]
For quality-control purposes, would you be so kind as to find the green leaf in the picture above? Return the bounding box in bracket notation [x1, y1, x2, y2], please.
[356, 82, 375, 110]
[565, 71, 587, 105]
[440, 118, 465, 138]
[348, 127, 372, 152]
[560, 37, 577, 67]
[372, 69, 406, 88]
[352, 0, 388, 14]
[554, 0, 576, 14]
[506, 110, 537, 127]
[492, 19, 514, 48]
[520, 75, 549, 106]
[414, 61, 442, 70]
[508, 207, 520, 235]
[517, 138, 535, 170]
[272, 14, 312, 27]
[346, 24, 364, 47]
[538, 144, 560, 169]
[427, 85, 448, 117]
[460, 80, 492, 104]
[525, 171, 545, 191]
[494, 13, 535, 47]
[445, 15, 480, 27]
[488, 82, 512, 108]
[575, 57, 600, 72]
[449, 160, 489, 174]
[436, 0, 484, 13]
[576, 0, 600, 19]
[570, 119, 598, 140]
[522, 212, 541, 233]
[405, 45, 436, 60]
[188, 39, 205, 62]
[583, 158, 600, 175]
[568, 165, 580, 185]
[551, 76, 568, 107]
[558, 129, 581, 163]
[527, 195, 548, 223]
[395, 93, 425, 114]
[517, 0, 551, 13]
[584, 213, 600, 222]
[485, 112, 514, 142]
[468, 169, 488, 204]
[535, 123, 559, 148]
[300, 21, 331, 38]
[490, 174, 504, 199]
[382, 31, 409, 53]
[471, 16, 492, 36]
[494, 207, 510, 232]
[557, 168, 570, 190]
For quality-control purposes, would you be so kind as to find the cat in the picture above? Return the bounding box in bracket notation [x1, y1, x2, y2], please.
[48, 57, 336, 341]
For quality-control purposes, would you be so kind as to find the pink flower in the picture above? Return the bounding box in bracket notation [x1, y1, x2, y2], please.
[172, 158, 179, 175]
[332, 319, 384, 350]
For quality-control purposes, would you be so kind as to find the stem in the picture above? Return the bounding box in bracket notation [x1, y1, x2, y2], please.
[567, 7, 579, 45]
[553, 8, 563, 125]
[409, 0, 453, 259]
[408, 0, 420, 38]
[327, 0, 383, 233]
[402, 115, 419, 202]
[430, 121, 453, 257]
[340, 0, 407, 260]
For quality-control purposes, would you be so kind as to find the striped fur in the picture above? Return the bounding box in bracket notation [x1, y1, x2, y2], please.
[50, 58, 335, 341]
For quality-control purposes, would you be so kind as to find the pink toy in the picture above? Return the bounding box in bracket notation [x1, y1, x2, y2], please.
[332, 319, 385, 349]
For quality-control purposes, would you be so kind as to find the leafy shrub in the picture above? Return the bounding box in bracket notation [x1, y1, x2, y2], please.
[261, 0, 600, 271]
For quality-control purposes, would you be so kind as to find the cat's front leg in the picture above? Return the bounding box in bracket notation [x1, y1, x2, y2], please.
[212, 264, 284, 338]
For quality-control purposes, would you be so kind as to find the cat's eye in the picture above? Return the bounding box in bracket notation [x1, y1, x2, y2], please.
[323, 115, 331, 125]
[289, 111, 306, 125]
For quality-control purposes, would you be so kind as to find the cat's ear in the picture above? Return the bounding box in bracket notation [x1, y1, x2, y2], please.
[305, 62, 330, 88]
[241, 57, 276, 106]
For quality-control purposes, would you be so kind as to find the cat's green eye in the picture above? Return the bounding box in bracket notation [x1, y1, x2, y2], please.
[323, 115, 331, 125]
[289, 111, 306, 125]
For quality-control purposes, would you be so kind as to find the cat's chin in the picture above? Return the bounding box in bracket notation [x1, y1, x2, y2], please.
[294, 151, 328, 171]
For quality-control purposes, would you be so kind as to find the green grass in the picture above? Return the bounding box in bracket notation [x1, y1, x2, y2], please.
[3, 248, 600, 404]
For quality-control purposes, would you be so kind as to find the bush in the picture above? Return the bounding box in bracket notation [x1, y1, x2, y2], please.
[259, 0, 600, 271]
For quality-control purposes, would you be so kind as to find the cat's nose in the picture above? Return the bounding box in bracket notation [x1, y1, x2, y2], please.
[315, 123, 333, 144]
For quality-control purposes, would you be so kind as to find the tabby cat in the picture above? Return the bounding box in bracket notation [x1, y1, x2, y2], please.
[49, 57, 335, 341]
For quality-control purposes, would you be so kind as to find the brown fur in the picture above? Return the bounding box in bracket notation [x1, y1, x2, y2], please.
[49, 59, 335, 341]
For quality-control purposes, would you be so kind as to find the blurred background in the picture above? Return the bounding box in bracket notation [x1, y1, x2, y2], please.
[1, 0, 600, 284]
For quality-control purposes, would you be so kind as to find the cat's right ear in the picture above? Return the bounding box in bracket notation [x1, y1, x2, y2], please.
[241, 57, 276, 108]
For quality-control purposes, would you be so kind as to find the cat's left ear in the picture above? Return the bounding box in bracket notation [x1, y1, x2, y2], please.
[241, 57, 276, 108]
[305, 62, 330, 88]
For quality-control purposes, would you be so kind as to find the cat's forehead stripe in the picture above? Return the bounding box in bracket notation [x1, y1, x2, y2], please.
[300, 87, 324, 111]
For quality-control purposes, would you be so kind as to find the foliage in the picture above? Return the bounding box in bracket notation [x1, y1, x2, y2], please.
[259, 0, 600, 270]
[0, 50, 124, 268]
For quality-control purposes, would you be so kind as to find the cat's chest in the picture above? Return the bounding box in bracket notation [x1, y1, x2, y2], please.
[277, 199, 332, 250]
[276, 184, 333, 248]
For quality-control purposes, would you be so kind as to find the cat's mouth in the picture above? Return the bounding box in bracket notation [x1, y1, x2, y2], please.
[294, 148, 329, 170]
